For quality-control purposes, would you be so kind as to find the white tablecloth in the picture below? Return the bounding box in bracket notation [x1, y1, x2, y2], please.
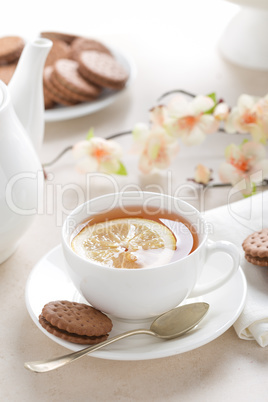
[205, 191, 268, 347]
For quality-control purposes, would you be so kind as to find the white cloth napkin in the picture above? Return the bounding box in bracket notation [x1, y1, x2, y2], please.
[204, 190, 268, 347]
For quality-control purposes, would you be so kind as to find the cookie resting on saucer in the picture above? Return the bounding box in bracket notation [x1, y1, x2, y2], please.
[242, 228, 268, 267]
[39, 300, 113, 344]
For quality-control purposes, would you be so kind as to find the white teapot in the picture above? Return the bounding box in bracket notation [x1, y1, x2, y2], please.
[0, 38, 52, 263]
[9, 38, 52, 152]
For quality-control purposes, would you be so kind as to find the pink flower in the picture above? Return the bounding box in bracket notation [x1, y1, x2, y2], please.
[149, 105, 169, 128]
[138, 127, 179, 174]
[213, 102, 229, 121]
[194, 164, 212, 184]
[224, 94, 267, 143]
[219, 141, 268, 194]
[166, 95, 219, 145]
[73, 137, 126, 174]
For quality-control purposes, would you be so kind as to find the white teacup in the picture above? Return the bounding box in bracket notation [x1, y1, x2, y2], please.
[62, 192, 240, 320]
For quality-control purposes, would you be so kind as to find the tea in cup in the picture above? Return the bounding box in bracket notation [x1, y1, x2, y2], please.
[62, 192, 240, 320]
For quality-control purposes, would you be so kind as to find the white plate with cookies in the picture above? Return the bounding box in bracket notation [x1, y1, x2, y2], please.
[0, 33, 136, 123]
[44, 48, 136, 122]
[42, 33, 136, 122]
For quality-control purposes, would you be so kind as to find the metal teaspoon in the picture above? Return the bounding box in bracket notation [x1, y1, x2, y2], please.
[24, 302, 209, 373]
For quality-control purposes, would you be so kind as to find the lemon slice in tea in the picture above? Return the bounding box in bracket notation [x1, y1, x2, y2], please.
[71, 218, 176, 268]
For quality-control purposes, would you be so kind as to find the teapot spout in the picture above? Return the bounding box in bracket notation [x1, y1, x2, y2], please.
[8, 38, 52, 153]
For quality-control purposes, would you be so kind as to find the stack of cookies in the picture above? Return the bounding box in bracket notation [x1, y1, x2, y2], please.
[0, 36, 24, 84]
[0, 32, 129, 110]
[41, 32, 129, 109]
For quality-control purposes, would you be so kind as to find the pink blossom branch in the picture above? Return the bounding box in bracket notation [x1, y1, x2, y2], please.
[156, 89, 235, 135]
[42, 132, 131, 168]
[41, 89, 251, 169]
[42, 90, 201, 168]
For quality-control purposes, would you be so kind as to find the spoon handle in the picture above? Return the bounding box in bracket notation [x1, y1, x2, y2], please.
[24, 328, 155, 373]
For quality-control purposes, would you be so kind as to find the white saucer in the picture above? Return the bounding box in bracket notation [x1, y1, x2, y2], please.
[25, 245, 247, 361]
[44, 48, 136, 122]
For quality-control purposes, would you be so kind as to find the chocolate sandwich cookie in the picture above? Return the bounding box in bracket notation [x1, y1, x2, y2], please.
[52, 58, 101, 100]
[70, 37, 112, 61]
[39, 316, 109, 344]
[39, 300, 113, 345]
[0, 36, 24, 64]
[242, 228, 268, 266]
[78, 50, 128, 90]
[45, 39, 71, 67]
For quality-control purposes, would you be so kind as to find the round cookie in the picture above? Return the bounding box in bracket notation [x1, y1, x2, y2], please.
[52, 58, 101, 99]
[242, 228, 268, 266]
[43, 66, 77, 106]
[0, 63, 17, 84]
[45, 39, 71, 67]
[78, 50, 128, 90]
[0, 36, 24, 64]
[40, 300, 113, 338]
[50, 71, 94, 103]
[70, 37, 112, 61]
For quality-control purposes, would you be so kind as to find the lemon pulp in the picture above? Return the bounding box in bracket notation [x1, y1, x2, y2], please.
[71, 218, 176, 268]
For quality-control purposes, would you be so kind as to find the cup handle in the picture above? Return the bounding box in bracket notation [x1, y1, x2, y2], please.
[189, 240, 240, 298]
